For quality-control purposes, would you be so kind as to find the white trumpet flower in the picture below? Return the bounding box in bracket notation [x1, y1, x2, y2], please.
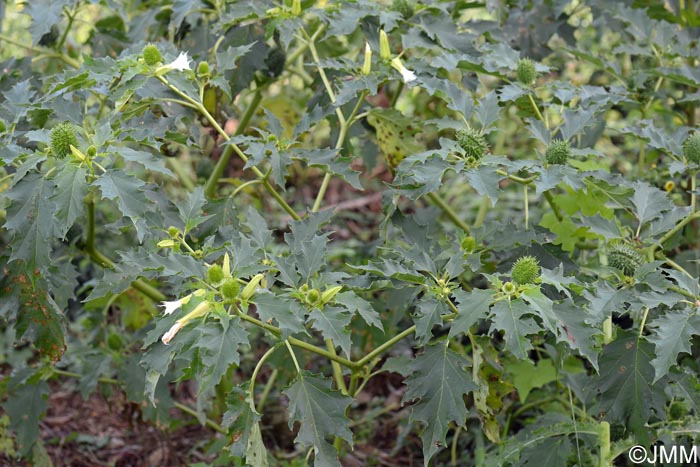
[154, 52, 192, 76]
[390, 57, 416, 83]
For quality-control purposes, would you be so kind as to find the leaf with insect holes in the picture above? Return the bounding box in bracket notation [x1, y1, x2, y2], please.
[366, 108, 424, 171]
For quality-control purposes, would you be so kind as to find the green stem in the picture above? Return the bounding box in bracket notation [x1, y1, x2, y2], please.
[0, 33, 80, 68]
[56, 5, 76, 51]
[285, 340, 302, 374]
[543, 190, 564, 221]
[233, 309, 357, 368]
[326, 338, 348, 394]
[85, 199, 166, 302]
[527, 93, 546, 123]
[257, 369, 278, 412]
[312, 90, 368, 212]
[167, 158, 196, 191]
[650, 211, 700, 255]
[598, 421, 611, 467]
[427, 192, 471, 234]
[354, 325, 416, 368]
[249, 345, 280, 410]
[474, 195, 490, 228]
[204, 88, 263, 197]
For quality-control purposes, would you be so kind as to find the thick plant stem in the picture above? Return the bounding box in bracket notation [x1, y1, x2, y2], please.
[326, 338, 349, 394]
[474, 195, 490, 228]
[156, 75, 299, 219]
[85, 199, 166, 302]
[543, 190, 564, 221]
[354, 325, 417, 368]
[249, 344, 280, 411]
[598, 421, 611, 467]
[427, 192, 471, 234]
[312, 90, 368, 212]
[204, 88, 263, 197]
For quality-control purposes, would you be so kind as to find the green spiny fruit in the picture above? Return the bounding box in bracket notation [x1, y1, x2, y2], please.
[207, 264, 224, 284]
[392, 0, 415, 18]
[511, 256, 540, 285]
[366, 108, 423, 172]
[461, 236, 476, 253]
[264, 47, 286, 78]
[307, 289, 321, 305]
[221, 279, 240, 300]
[683, 132, 700, 164]
[545, 139, 571, 165]
[502, 281, 517, 295]
[197, 61, 210, 77]
[456, 126, 488, 160]
[50, 122, 78, 159]
[608, 244, 643, 276]
[143, 44, 162, 66]
[516, 58, 537, 85]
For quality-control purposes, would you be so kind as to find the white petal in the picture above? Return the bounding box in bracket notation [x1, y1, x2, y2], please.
[169, 52, 191, 71]
[160, 299, 183, 315]
[400, 67, 416, 83]
[161, 321, 185, 345]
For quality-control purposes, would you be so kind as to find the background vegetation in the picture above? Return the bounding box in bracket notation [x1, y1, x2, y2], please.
[2, 0, 700, 465]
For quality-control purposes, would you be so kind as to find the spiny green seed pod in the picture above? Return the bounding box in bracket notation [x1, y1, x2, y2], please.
[456, 126, 488, 160]
[299, 283, 310, 294]
[50, 122, 78, 159]
[264, 47, 286, 78]
[516, 58, 537, 85]
[197, 61, 210, 77]
[207, 264, 224, 284]
[461, 236, 476, 253]
[143, 44, 162, 66]
[221, 279, 240, 300]
[307, 289, 321, 305]
[502, 281, 517, 295]
[87, 146, 97, 157]
[608, 244, 643, 276]
[545, 139, 571, 165]
[511, 255, 540, 285]
[392, 0, 414, 18]
[167, 226, 179, 238]
[683, 133, 700, 164]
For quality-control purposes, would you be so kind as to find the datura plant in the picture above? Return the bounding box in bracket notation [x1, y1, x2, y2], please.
[2, 1, 700, 466]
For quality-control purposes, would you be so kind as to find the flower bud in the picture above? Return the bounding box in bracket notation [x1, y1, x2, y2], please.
[157, 239, 176, 248]
[241, 273, 265, 300]
[320, 285, 343, 304]
[362, 42, 372, 76]
[168, 226, 179, 237]
[291, 0, 301, 15]
[379, 30, 391, 61]
[461, 236, 476, 253]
